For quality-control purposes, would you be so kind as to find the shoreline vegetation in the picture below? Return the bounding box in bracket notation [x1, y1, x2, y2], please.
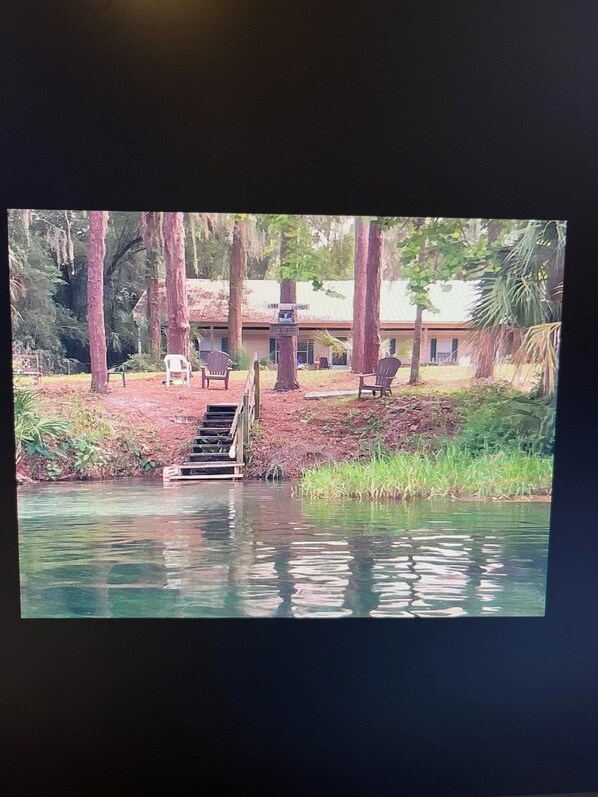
[297, 449, 553, 501]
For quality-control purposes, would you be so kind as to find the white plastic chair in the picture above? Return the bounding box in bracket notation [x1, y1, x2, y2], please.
[164, 354, 191, 387]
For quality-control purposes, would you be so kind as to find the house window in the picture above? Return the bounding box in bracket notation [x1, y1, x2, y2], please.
[221, 337, 229, 354]
[389, 338, 396, 355]
[269, 338, 314, 365]
[430, 337, 458, 363]
[297, 339, 314, 365]
[269, 337, 278, 363]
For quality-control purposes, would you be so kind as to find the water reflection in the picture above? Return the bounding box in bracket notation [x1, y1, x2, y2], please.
[17, 480, 550, 618]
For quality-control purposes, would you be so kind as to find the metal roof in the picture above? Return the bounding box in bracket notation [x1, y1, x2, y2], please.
[133, 279, 480, 325]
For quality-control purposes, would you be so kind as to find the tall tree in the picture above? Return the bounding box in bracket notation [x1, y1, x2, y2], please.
[274, 231, 299, 391]
[162, 212, 190, 357]
[140, 212, 163, 361]
[266, 215, 323, 391]
[474, 220, 502, 379]
[351, 217, 369, 373]
[362, 219, 384, 374]
[228, 217, 247, 361]
[400, 217, 488, 385]
[87, 211, 109, 393]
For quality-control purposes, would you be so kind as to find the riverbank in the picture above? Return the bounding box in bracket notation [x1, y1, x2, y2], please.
[15, 366, 549, 493]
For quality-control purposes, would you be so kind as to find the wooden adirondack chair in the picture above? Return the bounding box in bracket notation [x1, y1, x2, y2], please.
[164, 354, 191, 387]
[201, 350, 231, 389]
[357, 356, 401, 398]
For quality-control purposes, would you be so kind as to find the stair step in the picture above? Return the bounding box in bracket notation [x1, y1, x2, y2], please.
[168, 473, 243, 481]
[181, 461, 243, 469]
[190, 447, 230, 453]
[186, 452, 234, 459]
[196, 428, 232, 435]
[186, 451, 233, 459]
[194, 442, 231, 448]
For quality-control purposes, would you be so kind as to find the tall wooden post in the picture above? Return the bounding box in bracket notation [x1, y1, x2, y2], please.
[243, 393, 250, 448]
[254, 355, 261, 421]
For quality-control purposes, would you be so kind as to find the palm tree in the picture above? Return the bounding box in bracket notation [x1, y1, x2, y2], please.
[470, 220, 565, 397]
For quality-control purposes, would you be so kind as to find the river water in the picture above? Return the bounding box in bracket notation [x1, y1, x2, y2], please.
[17, 480, 550, 618]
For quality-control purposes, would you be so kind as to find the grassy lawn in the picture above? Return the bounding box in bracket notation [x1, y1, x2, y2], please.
[299, 447, 554, 501]
[21, 362, 539, 392]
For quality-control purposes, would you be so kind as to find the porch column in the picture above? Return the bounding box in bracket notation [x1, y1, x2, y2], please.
[209, 326, 215, 351]
[422, 327, 428, 364]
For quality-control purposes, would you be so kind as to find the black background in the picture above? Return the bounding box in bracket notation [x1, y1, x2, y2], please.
[2, 2, 598, 795]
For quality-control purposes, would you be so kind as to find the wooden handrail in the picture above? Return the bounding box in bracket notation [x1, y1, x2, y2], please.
[228, 353, 259, 460]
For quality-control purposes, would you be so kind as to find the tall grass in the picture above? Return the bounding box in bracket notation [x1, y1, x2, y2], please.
[298, 447, 553, 501]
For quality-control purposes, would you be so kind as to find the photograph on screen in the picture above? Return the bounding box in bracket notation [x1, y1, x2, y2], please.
[8, 211, 565, 618]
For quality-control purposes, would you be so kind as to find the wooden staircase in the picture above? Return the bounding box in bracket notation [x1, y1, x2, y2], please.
[163, 404, 242, 481]
[163, 355, 260, 483]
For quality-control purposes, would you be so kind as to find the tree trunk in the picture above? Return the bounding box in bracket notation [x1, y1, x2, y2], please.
[162, 212, 190, 357]
[474, 329, 498, 378]
[228, 219, 246, 360]
[274, 278, 299, 391]
[141, 212, 163, 361]
[87, 211, 109, 394]
[351, 217, 369, 373]
[408, 304, 424, 385]
[362, 220, 383, 374]
[474, 219, 501, 379]
[274, 233, 299, 391]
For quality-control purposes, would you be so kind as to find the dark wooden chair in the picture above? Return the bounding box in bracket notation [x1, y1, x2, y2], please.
[201, 350, 232, 389]
[357, 356, 401, 398]
[319, 356, 329, 370]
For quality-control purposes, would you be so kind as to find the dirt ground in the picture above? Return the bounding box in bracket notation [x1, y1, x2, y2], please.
[250, 376, 459, 479]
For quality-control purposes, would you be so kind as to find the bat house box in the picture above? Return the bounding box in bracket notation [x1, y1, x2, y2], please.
[277, 304, 295, 324]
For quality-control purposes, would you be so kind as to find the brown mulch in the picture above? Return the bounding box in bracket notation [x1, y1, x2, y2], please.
[247, 382, 460, 480]
[32, 374, 247, 476]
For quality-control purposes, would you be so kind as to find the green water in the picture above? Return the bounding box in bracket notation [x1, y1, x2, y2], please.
[17, 480, 550, 618]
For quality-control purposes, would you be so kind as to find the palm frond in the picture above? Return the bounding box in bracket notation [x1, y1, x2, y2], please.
[312, 330, 351, 356]
[512, 322, 561, 397]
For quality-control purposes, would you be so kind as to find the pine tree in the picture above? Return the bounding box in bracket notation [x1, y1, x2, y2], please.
[162, 212, 190, 357]
[87, 211, 109, 393]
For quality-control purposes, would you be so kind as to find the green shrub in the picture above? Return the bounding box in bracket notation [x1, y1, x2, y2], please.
[14, 388, 70, 465]
[123, 353, 162, 372]
[229, 347, 252, 371]
[453, 384, 556, 456]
